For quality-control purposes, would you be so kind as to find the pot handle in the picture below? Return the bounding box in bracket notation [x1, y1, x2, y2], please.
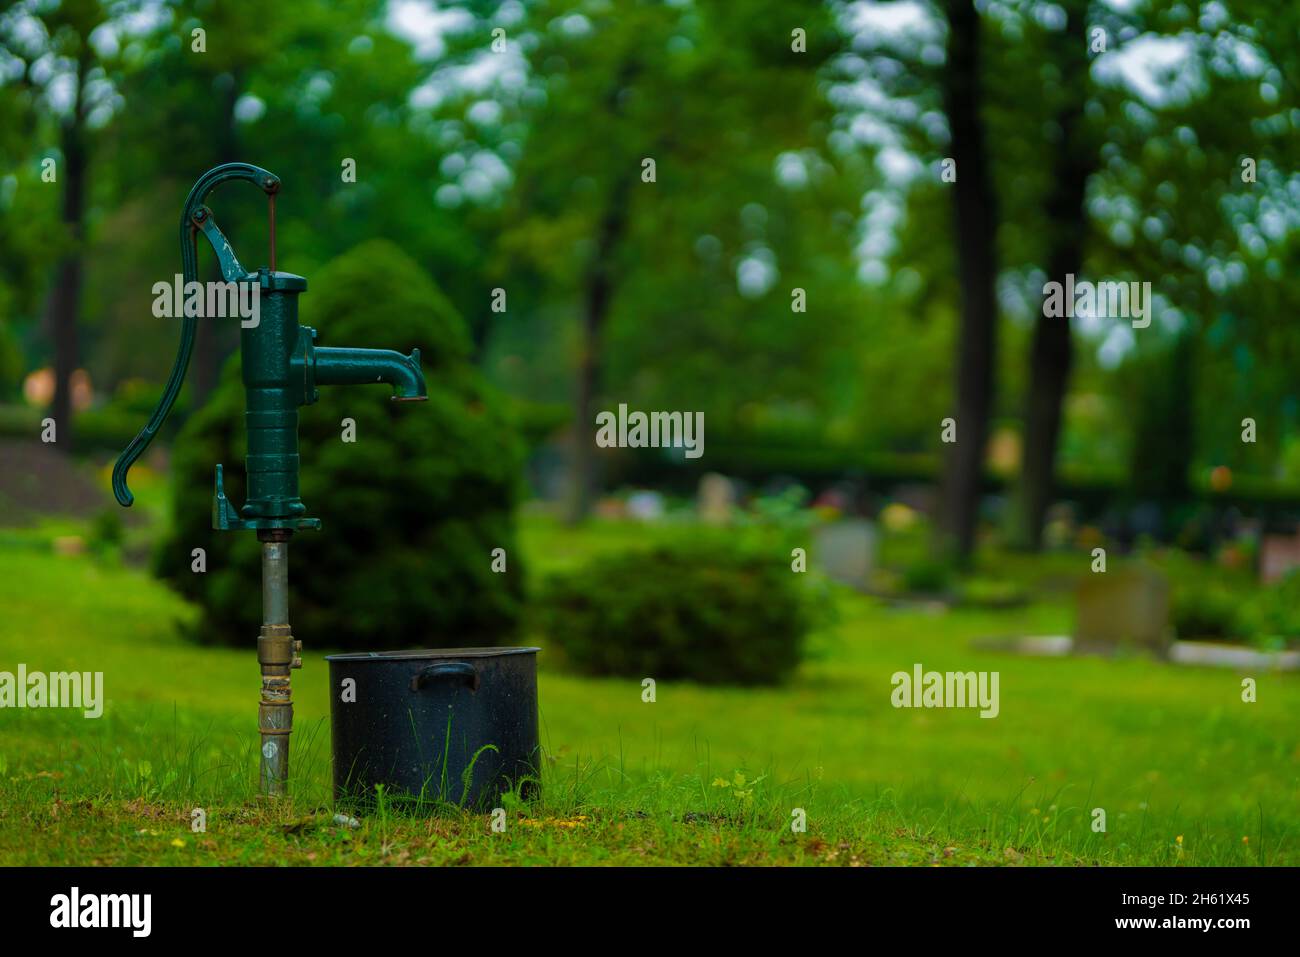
[410, 661, 480, 692]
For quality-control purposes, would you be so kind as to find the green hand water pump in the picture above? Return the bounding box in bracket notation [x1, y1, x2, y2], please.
[112, 162, 427, 795]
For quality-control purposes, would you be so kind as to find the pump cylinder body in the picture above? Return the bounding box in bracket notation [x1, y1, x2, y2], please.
[240, 272, 310, 522]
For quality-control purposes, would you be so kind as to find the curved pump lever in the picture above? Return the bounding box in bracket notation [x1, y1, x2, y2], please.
[112, 163, 279, 507]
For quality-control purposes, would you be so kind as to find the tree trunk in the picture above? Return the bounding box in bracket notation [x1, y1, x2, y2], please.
[937, 0, 999, 564]
[565, 188, 629, 524]
[1012, 1, 1095, 550]
[48, 62, 89, 454]
[563, 60, 640, 525]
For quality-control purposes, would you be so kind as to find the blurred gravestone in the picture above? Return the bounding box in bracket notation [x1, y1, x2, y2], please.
[1259, 531, 1300, 583]
[814, 518, 876, 590]
[627, 490, 665, 521]
[1074, 565, 1171, 656]
[697, 472, 736, 525]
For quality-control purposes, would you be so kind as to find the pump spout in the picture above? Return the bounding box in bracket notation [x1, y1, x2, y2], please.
[313, 346, 427, 400]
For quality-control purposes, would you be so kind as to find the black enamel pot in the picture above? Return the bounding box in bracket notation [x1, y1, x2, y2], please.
[326, 647, 540, 810]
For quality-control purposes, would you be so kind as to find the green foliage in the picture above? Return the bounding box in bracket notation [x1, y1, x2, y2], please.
[742, 483, 814, 531]
[3, 0, 1294, 507]
[1126, 335, 1195, 502]
[0, 318, 21, 400]
[509, 398, 571, 450]
[491, 0, 865, 429]
[0, 402, 41, 439]
[74, 379, 190, 453]
[1170, 581, 1239, 642]
[538, 537, 810, 686]
[1168, 556, 1300, 649]
[902, 555, 954, 596]
[156, 240, 524, 650]
[86, 507, 124, 558]
[955, 576, 1029, 609]
[1236, 569, 1300, 650]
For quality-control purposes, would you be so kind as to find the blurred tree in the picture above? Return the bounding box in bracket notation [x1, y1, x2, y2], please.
[0, 29, 61, 398]
[3, 0, 1294, 528]
[1126, 330, 1193, 503]
[499, 0, 851, 521]
[1085, 0, 1300, 494]
[834, 0, 1300, 545]
[828, 1, 1009, 561]
[1, 0, 126, 450]
[936, 0, 997, 563]
[1010, 0, 1094, 550]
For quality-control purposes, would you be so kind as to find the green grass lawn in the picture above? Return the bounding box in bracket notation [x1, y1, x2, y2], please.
[0, 514, 1296, 865]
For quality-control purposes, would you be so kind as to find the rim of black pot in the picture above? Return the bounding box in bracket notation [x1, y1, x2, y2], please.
[324, 646, 541, 662]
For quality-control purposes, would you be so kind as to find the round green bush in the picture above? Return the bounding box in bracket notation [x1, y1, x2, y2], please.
[156, 239, 525, 650]
[537, 539, 810, 686]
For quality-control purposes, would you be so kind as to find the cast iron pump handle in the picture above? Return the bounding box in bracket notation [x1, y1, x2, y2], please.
[112, 162, 279, 508]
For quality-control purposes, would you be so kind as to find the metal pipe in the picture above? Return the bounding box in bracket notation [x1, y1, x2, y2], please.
[313, 346, 428, 400]
[257, 531, 299, 796]
[262, 540, 289, 625]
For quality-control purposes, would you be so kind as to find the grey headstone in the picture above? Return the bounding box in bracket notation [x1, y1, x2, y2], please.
[1074, 565, 1171, 655]
[697, 472, 736, 525]
[813, 518, 876, 590]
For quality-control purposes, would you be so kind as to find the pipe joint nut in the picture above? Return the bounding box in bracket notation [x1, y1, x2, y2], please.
[258, 625, 296, 668]
[258, 700, 293, 735]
